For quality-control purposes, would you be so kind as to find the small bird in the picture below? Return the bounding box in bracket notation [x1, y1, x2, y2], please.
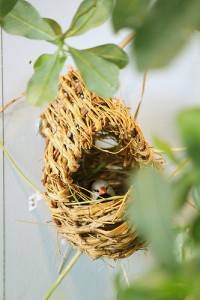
[91, 179, 115, 200]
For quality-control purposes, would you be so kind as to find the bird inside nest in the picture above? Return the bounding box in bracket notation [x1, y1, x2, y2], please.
[91, 179, 115, 200]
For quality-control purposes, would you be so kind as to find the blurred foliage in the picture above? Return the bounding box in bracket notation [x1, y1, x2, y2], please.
[1, 0, 200, 104]
[113, 0, 200, 70]
[118, 108, 200, 300]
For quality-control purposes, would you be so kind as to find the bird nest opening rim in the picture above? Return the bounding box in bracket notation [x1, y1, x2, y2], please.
[41, 68, 163, 260]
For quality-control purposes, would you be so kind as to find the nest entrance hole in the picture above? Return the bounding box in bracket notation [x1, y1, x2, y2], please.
[71, 131, 134, 202]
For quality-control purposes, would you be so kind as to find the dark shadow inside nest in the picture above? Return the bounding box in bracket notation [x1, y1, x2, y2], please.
[72, 132, 134, 201]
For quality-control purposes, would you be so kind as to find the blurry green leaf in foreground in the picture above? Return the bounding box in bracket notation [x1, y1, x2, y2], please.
[0, 0, 18, 22]
[191, 216, 200, 245]
[112, 0, 150, 31]
[69, 47, 119, 97]
[128, 168, 176, 270]
[65, 0, 114, 38]
[135, 0, 200, 71]
[2, 0, 56, 41]
[27, 52, 66, 106]
[192, 185, 200, 209]
[85, 44, 129, 69]
[117, 269, 194, 300]
[153, 136, 180, 164]
[177, 108, 200, 168]
[172, 169, 196, 209]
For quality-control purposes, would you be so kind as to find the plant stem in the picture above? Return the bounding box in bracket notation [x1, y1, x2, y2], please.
[43, 250, 82, 300]
[0, 140, 40, 193]
[119, 32, 136, 49]
[169, 158, 190, 179]
[154, 147, 186, 153]
[0, 93, 25, 113]
[120, 262, 130, 287]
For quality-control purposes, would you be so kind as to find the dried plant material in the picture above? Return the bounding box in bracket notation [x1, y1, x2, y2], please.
[41, 68, 163, 260]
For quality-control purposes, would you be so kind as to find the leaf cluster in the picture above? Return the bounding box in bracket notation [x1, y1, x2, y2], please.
[113, 0, 200, 71]
[120, 108, 200, 300]
[1, 0, 128, 105]
[1, 0, 200, 105]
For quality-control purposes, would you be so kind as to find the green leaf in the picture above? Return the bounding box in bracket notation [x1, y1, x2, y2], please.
[112, 0, 151, 31]
[128, 168, 177, 270]
[177, 108, 200, 168]
[175, 228, 195, 263]
[69, 47, 119, 97]
[65, 0, 114, 38]
[0, 0, 18, 22]
[117, 270, 192, 300]
[173, 169, 198, 209]
[135, 0, 200, 71]
[191, 216, 200, 244]
[192, 185, 200, 209]
[2, 0, 56, 41]
[43, 18, 62, 36]
[85, 44, 129, 69]
[27, 52, 66, 106]
[153, 136, 180, 164]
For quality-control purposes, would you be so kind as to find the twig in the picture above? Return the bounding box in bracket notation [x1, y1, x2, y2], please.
[134, 71, 147, 121]
[0, 140, 40, 193]
[154, 147, 186, 154]
[119, 32, 136, 49]
[120, 262, 130, 287]
[15, 219, 55, 227]
[169, 158, 190, 179]
[0, 93, 25, 113]
[58, 245, 69, 274]
[43, 250, 82, 300]
[187, 200, 198, 210]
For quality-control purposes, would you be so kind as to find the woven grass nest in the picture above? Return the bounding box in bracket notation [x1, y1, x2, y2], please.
[40, 69, 162, 260]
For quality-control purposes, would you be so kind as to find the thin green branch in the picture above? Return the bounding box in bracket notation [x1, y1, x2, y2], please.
[43, 250, 82, 300]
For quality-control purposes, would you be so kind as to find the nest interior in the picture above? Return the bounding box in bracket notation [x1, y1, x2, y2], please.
[41, 69, 162, 260]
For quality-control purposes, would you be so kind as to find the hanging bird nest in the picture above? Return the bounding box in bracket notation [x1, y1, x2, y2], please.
[40, 69, 162, 260]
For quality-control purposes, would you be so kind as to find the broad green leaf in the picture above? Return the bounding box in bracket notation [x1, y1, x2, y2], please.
[128, 168, 177, 270]
[173, 170, 198, 209]
[69, 47, 119, 97]
[117, 270, 192, 300]
[175, 229, 195, 263]
[177, 108, 200, 168]
[2, 0, 56, 41]
[192, 185, 200, 209]
[135, 0, 200, 71]
[0, 0, 18, 22]
[27, 52, 66, 106]
[191, 216, 200, 244]
[85, 44, 129, 69]
[65, 0, 114, 38]
[43, 18, 62, 36]
[33, 53, 52, 70]
[112, 0, 150, 31]
[153, 136, 180, 164]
